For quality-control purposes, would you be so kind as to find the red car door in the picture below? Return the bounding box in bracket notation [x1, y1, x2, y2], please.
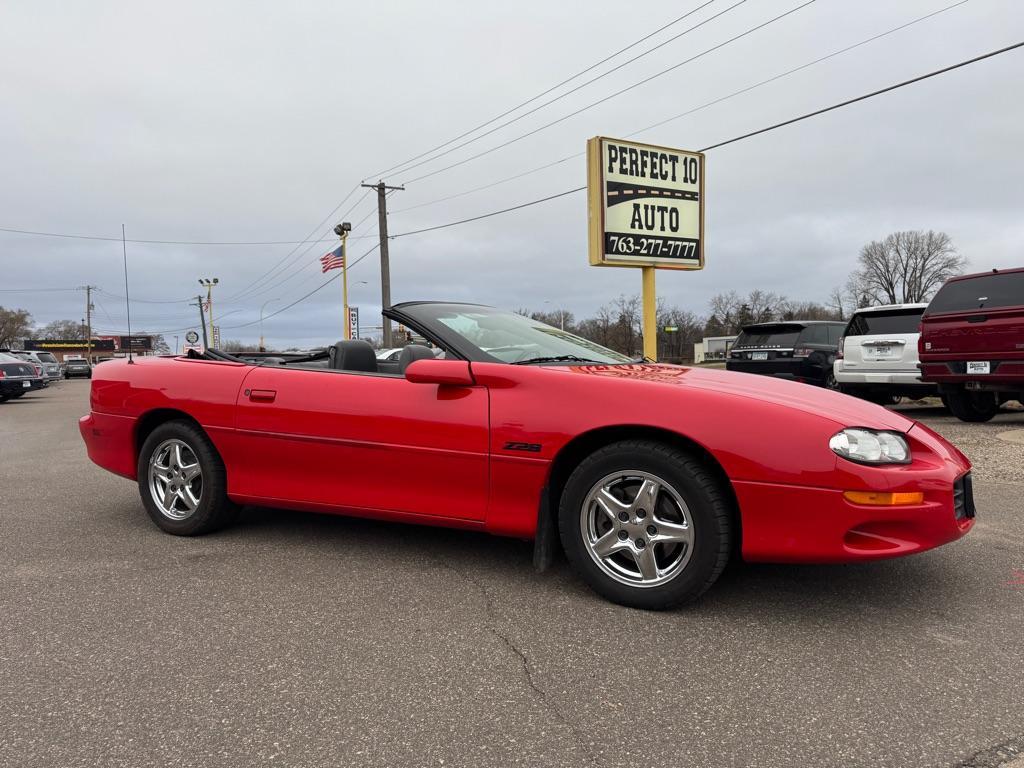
[231, 366, 489, 521]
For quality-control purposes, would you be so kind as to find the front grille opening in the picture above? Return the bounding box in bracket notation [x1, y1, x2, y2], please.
[953, 473, 976, 520]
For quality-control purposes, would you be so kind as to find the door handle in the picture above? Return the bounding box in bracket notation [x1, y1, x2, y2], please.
[247, 389, 276, 403]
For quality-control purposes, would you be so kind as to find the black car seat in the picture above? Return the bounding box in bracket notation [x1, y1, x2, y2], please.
[329, 340, 377, 372]
[398, 344, 435, 374]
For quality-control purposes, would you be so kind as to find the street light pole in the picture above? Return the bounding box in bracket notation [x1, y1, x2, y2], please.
[198, 278, 219, 347]
[259, 298, 280, 352]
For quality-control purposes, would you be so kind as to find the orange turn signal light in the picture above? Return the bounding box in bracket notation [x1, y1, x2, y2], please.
[843, 491, 924, 506]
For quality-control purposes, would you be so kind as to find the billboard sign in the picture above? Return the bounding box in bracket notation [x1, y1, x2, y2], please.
[587, 136, 704, 270]
[23, 338, 116, 352]
[119, 335, 152, 350]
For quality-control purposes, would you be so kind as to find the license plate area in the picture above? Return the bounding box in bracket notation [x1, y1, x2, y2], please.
[966, 361, 990, 374]
[751, 351, 768, 360]
[22, 380, 31, 388]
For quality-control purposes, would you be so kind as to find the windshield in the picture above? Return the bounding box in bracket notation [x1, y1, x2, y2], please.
[397, 303, 632, 365]
[38, 353, 58, 363]
[734, 325, 803, 349]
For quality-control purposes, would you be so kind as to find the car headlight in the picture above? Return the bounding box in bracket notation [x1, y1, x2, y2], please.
[829, 428, 910, 465]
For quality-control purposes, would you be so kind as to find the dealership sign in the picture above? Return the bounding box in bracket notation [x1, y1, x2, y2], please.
[348, 307, 360, 340]
[587, 136, 704, 270]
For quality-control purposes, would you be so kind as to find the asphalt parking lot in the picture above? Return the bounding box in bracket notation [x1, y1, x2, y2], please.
[2, 382, 1022, 768]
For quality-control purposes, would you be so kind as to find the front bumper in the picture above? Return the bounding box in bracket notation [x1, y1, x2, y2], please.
[735, 422, 973, 563]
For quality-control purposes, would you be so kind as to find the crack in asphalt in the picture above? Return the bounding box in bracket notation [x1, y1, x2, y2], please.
[956, 735, 1024, 767]
[435, 560, 600, 767]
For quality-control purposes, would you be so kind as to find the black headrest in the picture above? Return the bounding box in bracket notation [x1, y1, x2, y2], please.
[329, 340, 377, 372]
[398, 344, 435, 373]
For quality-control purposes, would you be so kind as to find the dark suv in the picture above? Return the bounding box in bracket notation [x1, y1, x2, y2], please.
[727, 321, 845, 388]
[919, 267, 1024, 422]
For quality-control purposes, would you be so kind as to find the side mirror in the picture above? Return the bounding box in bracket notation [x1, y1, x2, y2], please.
[404, 358, 474, 386]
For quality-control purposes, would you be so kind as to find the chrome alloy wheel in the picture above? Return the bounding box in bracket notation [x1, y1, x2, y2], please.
[580, 470, 694, 588]
[147, 439, 203, 521]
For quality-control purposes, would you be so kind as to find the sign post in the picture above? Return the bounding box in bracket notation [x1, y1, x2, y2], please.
[587, 136, 705, 361]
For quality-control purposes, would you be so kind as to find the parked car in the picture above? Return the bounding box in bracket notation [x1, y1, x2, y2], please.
[80, 302, 973, 610]
[64, 358, 92, 379]
[834, 304, 935, 404]
[0, 352, 46, 401]
[727, 320, 846, 388]
[12, 350, 62, 382]
[919, 267, 1024, 422]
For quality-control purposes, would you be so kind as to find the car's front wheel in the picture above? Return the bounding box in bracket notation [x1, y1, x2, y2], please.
[944, 387, 999, 423]
[558, 440, 733, 610]
[137, 420, 238, 535]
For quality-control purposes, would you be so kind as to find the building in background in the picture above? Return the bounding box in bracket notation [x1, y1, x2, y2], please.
[692, 335, 737, 364]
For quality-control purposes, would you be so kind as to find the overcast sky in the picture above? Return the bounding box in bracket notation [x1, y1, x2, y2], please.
[2, 0, 1022, 349]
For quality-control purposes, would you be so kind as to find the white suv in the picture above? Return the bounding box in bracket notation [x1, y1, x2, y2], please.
[834, 303, 936, 404]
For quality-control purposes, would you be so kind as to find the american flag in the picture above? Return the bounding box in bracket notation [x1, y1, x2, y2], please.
[320, 245, 345, 273]
[201, 299, 210, 312]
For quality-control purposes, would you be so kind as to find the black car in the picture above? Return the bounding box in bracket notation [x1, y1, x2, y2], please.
[0, 352, 46, 401]
[63, 358, 92, 379]
[726, 320, 846, 388]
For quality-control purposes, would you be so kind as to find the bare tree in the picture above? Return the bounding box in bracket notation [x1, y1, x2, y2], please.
[0, 306, 33, 348]
[37, 319, 85, 339]
[853, 230, 965, 304]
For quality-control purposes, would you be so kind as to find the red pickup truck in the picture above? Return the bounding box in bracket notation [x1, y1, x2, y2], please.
[919, 267, 1024, 422]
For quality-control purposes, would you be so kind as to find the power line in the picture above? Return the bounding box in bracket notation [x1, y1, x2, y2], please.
[0, 225, 370, 246]
[389, 0, 971, 217]
[0, 287, 82, 293]
[401, 0, 817, 186]
[390, 39, 1023, 239]
[223, 184, 367, 302]
[369, 0, 724, 180]
[379, 0, 740, 179]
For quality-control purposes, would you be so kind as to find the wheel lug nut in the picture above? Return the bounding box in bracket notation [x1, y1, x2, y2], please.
[647, 525, 657, 536]
[618, 511, 629, 522]
[617, 530, 628, 541]
[635, 538, 646, 548]
[636, 509, 647, 519]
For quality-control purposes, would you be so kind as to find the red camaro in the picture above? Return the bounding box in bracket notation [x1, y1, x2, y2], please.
[80, 302, 975, 609]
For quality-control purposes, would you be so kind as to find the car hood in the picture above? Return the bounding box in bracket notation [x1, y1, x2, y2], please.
[564, 363, 915, 432]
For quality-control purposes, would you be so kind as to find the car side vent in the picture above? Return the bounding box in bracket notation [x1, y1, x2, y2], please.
[953, 473, 976, 520]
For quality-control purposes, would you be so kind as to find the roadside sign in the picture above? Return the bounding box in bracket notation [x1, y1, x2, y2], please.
[587, 136, 704, 270]
[185, 330, 199, 345]
[348, 307, 360, 340]
[212, 325, 221, 348]
[664, 326, 679, 332]
[183, 344, 204, 354]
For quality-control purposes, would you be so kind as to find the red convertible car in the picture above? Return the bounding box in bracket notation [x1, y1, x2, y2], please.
[80, 302, 975, 609]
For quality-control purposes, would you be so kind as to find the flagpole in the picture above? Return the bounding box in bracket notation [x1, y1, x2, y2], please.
[341, 230, 350, 340]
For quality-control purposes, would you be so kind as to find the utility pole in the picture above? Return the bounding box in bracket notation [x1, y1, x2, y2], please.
[79, 285, 97, 361]
[190, 295, 209, 348]
[361, 181, 404, 347]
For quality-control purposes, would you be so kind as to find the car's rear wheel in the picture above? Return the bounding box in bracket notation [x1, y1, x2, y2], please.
[558, 440, 732, 610]
[944, 387, 999, 422]
[824, 370, 839, 390]
[137, 420, 238, 535]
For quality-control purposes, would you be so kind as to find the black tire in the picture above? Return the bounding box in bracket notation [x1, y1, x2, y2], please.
[944, 387, 999, 423]
[136, 420, 238, 535]
[0, 395, 8, 403]
[823, 370, 839, 390]
[557, 440, 733, 610]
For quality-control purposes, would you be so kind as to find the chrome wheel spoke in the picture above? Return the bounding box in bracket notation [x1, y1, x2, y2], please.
[162, 482, 176, 510]
[631, 478, 660, 514]
[178, 485, 199, 511]
[633, 545, 659, 581]
[180, 462, 201, 482]
[651, 518, 692, 546]
[594, 488, 629, 522]
[171, 443, 184, 471]
[593, 529, 627, 559]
